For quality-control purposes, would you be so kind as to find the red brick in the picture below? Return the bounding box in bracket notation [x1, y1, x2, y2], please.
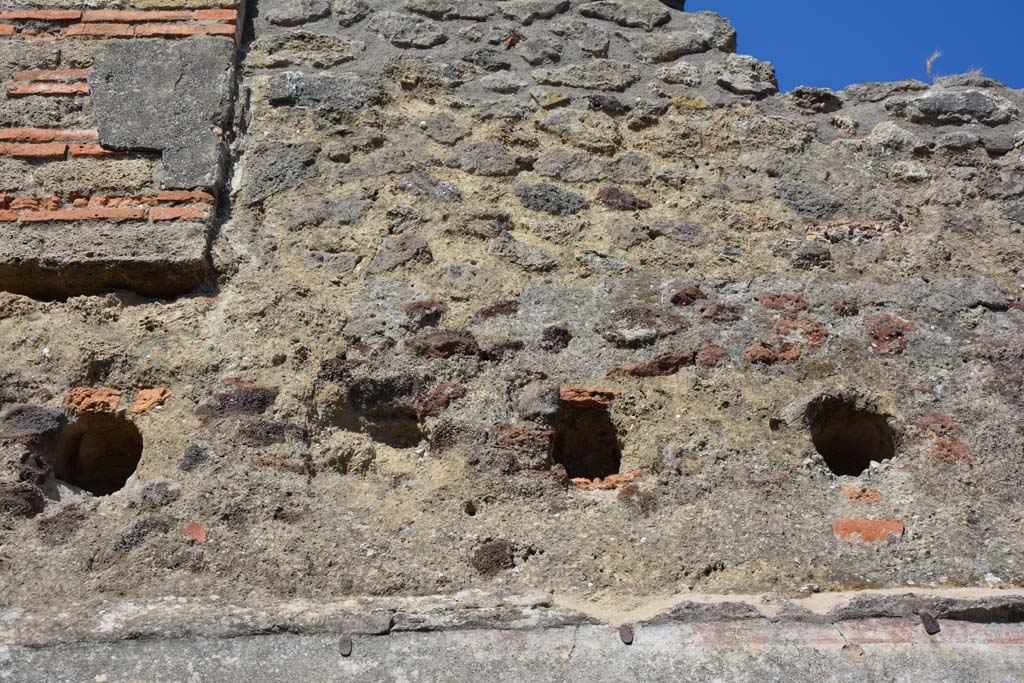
[833, 519, 905, 543]
[64, 387, 121, 414]
[0, 142, 66, 158]
[134, 23, 235, 36]
[9, 197, 41, 210]
[69, 144, 116, 157]
[0, 210, 17, 221]
[132, 387, 171, 413]
[182, 522, 207, 544]
[20, 207, 147, 222]
[559, 387, 616, 406]
[152, 205, 209, 221]
[0, 9, 81, 21]
[83, 9, 191, 22]
[0, 24, 14, 36]
[63, 23, 133, 37]
[156, 189, 216, 204]
[193, 9, 238, 21]
[12, 69, 89, 81]
[0, 128, 96, 142]
[5, 83, 89, 96]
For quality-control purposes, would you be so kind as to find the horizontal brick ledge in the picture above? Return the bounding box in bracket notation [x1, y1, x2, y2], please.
[0, 142, 67, 158]
[63, 23, 133, 37]
[0, 9, 81, 21]
[69, 144, 116, 157]
[83, 10, 191, 22]
[19, 207, 147, 222]
[11, 69, 89, 82]
[0, 210, 17, 221]
[193, 9, 238, 21]
[5, 83, 89, 96]
[0, 24, 14, 36]
[134, 23, 235, 37]
[156, 190, 216, 205]
[152, 205, 209, 221]
[0, 128, 96, 142]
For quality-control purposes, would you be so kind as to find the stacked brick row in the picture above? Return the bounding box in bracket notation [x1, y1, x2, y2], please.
[0, 3, 241, 297]
[0, 7, 237, 39]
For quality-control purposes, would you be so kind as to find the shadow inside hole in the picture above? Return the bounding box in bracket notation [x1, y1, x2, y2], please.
[551, 402, 622, 480]
[333, 376, 425, 448]
[53, 414, 144, 496]
[807, 397, 895, 476]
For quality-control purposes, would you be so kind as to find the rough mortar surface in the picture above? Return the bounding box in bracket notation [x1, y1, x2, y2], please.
[0, 0, 1023, 678]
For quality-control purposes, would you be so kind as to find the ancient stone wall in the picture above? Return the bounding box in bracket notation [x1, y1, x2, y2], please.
[1, 0, 1023, 678]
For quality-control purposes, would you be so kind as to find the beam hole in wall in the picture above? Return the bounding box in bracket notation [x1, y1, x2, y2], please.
[806, 396, 895, 476]
[333, 375, 425, 448]
[551, 402, 621, 480]
[53, 415, 144, 496]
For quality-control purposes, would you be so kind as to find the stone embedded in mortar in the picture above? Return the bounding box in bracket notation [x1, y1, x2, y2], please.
[89, 37, 235, 190]
[515, 182, 589, 215]
[534, 60, 641, 92]
[578, 1, 670, 31]
[713, 54, 779, 97]
[498, 0, 570, 25]
[887, 90, 1019, 126]
[265, 0, 331, 26]
[369, 12, 448, 48]
[333, 0, 370, 26]
[403, 0, 493, 21]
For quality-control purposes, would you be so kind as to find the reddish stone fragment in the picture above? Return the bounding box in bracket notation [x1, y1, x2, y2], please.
[695, 339, 728, 367]
[833, 519, 904, 543]
[65, 387, 121, 414]
[669, 285, 707, 307]
[560, 387, 616, 406]
[742, 340, 802, 365]
[758, 293, 809, 310]
[699, 303, 744, 322]
[607, 349, 694, 378]
[771, 318, 828, 348]
[419, 383, 467, 417]
[474, 299, 519, 319]
[406, 330, 480, 359]
[866, 314, 916, 355]
[596, 187, 652, 211]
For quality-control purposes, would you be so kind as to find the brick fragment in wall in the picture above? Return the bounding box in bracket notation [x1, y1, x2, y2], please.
[88, 36, 235, 190]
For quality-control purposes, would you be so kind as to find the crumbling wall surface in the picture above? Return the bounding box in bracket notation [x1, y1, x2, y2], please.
[1, 0, 1024, 663]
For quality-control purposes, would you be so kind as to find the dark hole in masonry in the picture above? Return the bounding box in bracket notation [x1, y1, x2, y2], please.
[53, 414, 143, 496]
[806, 396, 895, 476]
[335, 376, 424, 448]
[551, 402, 622, 480]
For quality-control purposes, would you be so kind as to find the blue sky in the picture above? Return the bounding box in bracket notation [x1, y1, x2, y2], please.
[684, 1, 1024, 92]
